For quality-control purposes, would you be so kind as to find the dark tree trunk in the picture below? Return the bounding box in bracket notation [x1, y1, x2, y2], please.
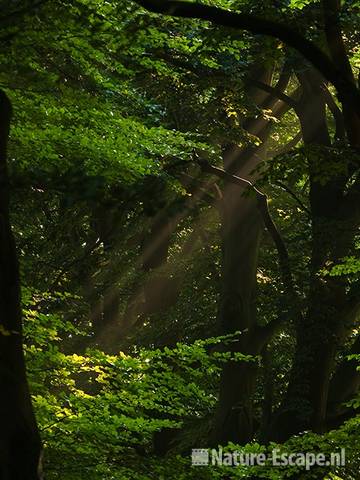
[269, 68, 360, 440]
[212, 191, 263, 444]
[211, 67, 284, 444]
[0, 91, 41, 478]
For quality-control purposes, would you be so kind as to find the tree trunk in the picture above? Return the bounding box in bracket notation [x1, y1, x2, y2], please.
[211, 67, 281, 444]
[0, 91, 42, 478]
[270, 68, 359, 440]
[212, 190, 263, 444]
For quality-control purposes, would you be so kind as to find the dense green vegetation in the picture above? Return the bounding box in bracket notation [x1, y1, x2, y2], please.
[0, 0, 360, 479]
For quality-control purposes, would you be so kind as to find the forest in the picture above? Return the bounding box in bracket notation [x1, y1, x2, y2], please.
[0, 0, 359, 479]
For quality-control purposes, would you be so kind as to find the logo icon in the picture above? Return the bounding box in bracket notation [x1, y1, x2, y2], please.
[192, 449, 209, 466]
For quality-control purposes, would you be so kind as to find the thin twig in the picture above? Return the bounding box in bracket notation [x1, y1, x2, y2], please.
[275, 181, 310, 215]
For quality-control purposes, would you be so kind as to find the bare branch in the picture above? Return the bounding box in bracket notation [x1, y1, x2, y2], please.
[275, 181, 310, 215]
[196, 157, 305, 341]
[197, 158, 294, 289]
[321, 84, 346, 141]
[250, 79, 299, 110]
[250, 61, 292, 111]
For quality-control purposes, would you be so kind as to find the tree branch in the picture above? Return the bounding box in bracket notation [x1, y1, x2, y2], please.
[268, 131, 302, 158]
[322, 0, 355, 84]
[196, 157, 304, 340]
[275, 180, 310, 215]
[135, 0, 360, 112]
[321, 84, 346, 141]
[249, 61, 292, 111]
[250, 79, 299, 110]
[197, 158, 295, 288]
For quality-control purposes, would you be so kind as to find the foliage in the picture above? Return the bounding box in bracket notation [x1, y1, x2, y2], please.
[23, 288, 255, 478]
[2, 0, 360, 478]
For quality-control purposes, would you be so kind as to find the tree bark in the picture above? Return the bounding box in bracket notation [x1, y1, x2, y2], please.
[211, 68, 284, 444]
[269, 68, 360, 440]
[0, 90, 42, 478]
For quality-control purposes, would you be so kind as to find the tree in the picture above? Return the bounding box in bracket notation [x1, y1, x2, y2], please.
[135, 0, 360, 444]
[0, 90, 41, 478]
[1, 0, 360, 478]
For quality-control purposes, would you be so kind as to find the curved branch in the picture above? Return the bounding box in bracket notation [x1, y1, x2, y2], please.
[275, 180, 310, 215]
[322, 0, 355, 84]
[321, 84, 346, 141]
[250, 79, 299, 110]
[197, 158, 295, 291]
[196, 157, 304, 342]
[249, 61, 292, 111]
[135, 0, 360, 112]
